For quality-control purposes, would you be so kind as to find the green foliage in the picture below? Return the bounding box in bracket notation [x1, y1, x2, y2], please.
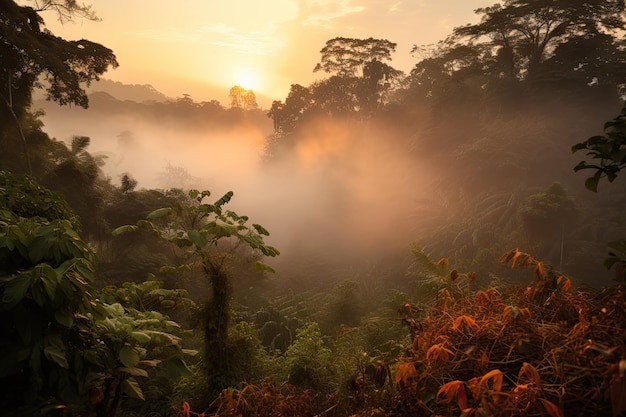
[0, 170, 80, 229]
[0, 0, 118, 111]
[317, 280, 365, 332]
[90, 302, 197, 414]
[283, 323, 335, 393]
[254, 304, 304, 353]
[518, 182, 579, 265]
[0, 181, 101, 415]
[100, 279, 194, 313]
[0, 174, 194, 417]
[573, 104, 626, 192]
[114, 188, 279, 396]
[572, 105, 626, 283]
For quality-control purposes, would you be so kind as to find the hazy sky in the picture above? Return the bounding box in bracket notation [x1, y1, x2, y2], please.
[42, 0, 490, 105]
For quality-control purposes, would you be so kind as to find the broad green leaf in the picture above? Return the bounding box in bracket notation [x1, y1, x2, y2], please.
[105, 302, 125, 316]
[584, 173, 601, 192]
[120, 367, 149, 377]
[143, 330, 180, 346]
[146, 207, 172, 220]
[121, 377, 145, 400]
[2, 273, 34, 308]
[112, 225, 138, 236]
[40, 269, 58, 300]
[119, 346, 140, 368]
[138, 359, 161, 367]
[252, 223, 270, 236]
[27, 237, 50, 264]
[166, 357, 193, 377]
[214, 191, 234, 209]
[159, 265, 178, 274]
[255, 261, 276, 273]
[55, 310, 74, 327]
[130, 331, 151, 344]
[44, 344, 69, 369]
[187, 229, 206, 247]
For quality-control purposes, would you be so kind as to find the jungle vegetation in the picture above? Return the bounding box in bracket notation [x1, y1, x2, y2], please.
[1, 1, 626, 416]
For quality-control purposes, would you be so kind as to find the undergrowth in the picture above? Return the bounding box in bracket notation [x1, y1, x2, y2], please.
[176, 249, 626, 417]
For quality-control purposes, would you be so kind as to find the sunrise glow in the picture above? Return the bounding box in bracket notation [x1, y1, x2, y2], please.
[233, 67, 261, 91]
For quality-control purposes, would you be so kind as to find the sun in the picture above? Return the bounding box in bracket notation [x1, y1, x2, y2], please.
[234, 67, 260, 91]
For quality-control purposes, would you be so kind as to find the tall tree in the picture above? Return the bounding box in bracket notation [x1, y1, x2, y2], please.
[267, 84, 312, 134]
[453, 0, 626, 83]
[229, 85, 258, 110]
[313, 37, 402, 114]
[0, 0, 118, 172]
[114, 189, 279, 394]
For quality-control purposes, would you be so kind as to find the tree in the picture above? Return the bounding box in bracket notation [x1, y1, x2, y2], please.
[42, 136, 111, 239]
[229, 85, 258, 110]
[452, 0, 626, 83]
[114, 189, 279, 393]
[314, 37, 397, 78]
[267, 84, 312, 133]
[0, 0, 117, 173]
[313, 37, 402, 114]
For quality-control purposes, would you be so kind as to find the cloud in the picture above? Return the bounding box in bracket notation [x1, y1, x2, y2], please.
[300, 0, 365, 28]
[135, 24, 286, 55]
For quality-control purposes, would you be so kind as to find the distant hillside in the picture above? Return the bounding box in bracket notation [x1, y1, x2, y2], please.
[85, 79, 170, 102]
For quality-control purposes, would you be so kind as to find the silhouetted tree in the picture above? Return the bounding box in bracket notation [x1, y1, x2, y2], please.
[229, 85, 258, 110]
[313, 37, 402, 115]
[455, 0, 625, 81]
[0, 0, 117, 172]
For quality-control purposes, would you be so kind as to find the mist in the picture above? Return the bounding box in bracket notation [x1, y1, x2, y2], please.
[38, 98, 436, 288]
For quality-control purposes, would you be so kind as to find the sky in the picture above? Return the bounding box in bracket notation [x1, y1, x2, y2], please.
[42, 0, 489, 106]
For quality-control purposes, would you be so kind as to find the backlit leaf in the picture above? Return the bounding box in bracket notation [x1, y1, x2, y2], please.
[112, 225, 138, 236]
[480, 369, 503, 392]
[130, 332, 151, 344]
[119, 346, 140, 368]
[121, 377, 145, 400]
[44, 344, 68, 369]
[146, 207, 172, 220]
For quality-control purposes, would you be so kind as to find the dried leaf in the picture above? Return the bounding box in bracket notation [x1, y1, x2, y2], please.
[539, 399, 563, 417]
[557, 276, 571, 292]
[480, 369, 503, 392]
[457, 383, 468, 409]
[437, 380, 464, 405]
[450, 269, 460, 281]
[394, 361, 418, 385]
[452, 315, 480, 333]
[479, 350, 489, 368]
[518, 362, 541, 388]
[427, 343, 454, 362]
[610, 360, 626, 417]
[535, 262, 546, 281]
[436, 258, 449, 271]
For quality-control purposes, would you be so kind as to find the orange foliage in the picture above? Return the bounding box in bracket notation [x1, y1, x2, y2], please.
[437, 380, 468, 409]
[451, 315, 480, 333]
[426, 343, 454, 362]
